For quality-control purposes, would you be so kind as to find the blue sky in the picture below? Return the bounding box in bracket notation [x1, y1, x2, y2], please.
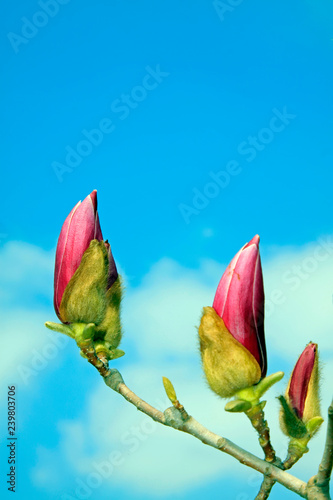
[1, 1, 333, 499]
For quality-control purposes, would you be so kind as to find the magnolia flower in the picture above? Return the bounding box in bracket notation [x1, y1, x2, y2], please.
[198, 235, 267, 398]
[47, 190, 123, 362]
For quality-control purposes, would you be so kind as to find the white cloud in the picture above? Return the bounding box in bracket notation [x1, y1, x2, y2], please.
[0, 309, 70, 385]
[263, 236, 333, 359]
[0, 240, 54, 307]
[0, 241, 66, 385]
[123, 257, 224, 360]
[30, 236, 333, 497]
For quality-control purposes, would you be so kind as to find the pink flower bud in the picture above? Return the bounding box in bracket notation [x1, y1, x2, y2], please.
[279, 342, 322, 439]
[54, 190, 117, 321]
[288, 343, 317, 419]
[212, 235, 266, 377]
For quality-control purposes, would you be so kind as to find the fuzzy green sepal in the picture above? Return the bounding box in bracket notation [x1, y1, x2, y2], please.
[47, 241, 124, 362]
[59, 240, 109, 325]
[94, 276, 123, 349]
[198, 307, 262, 398]
[278, 395, 308, 438]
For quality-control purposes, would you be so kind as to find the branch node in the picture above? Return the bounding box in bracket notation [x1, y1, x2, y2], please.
[104, 369, 124, 392]
[164, 407, 184, 429]
[217, 437, 227, 450]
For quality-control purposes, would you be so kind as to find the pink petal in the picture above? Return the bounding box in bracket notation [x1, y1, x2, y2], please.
[213, 246, 243, 317]
[54, 191, 102, 319]
[252, 251, 266, 376]
[213, 235, 266, 374]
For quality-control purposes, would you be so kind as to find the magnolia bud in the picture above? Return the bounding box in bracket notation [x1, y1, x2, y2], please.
[46, 190, 123, 362]
[54, 190, 104, 319]
[198, 236, 267, 399]
[279, 343, 322, 439]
